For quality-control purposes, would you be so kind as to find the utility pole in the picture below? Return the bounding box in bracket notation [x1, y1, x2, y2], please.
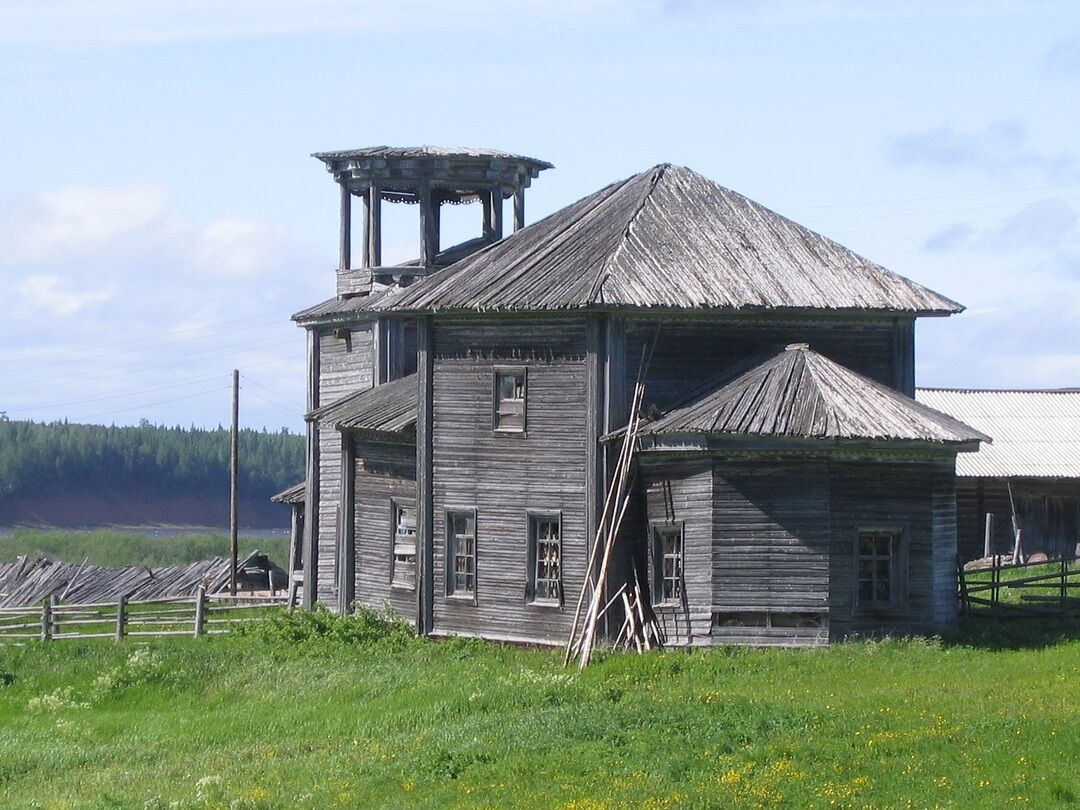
[230, 369, 239, 596]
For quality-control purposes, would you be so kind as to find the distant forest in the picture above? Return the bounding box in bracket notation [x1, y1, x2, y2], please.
[0, 419, 304, 527]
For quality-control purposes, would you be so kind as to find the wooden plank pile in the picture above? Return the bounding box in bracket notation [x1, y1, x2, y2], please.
[565, 370, 663, 668]
[0, 552, 279, 608]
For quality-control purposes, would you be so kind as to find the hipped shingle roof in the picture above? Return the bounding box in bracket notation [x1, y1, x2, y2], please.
[646, 344, 987, 445]
[388, 164, 962, 315]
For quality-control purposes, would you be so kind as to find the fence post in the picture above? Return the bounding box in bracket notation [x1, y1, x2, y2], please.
[40, 597, 52, 642]
[115, 595, 127, 643]
[194, 587, 206, 638]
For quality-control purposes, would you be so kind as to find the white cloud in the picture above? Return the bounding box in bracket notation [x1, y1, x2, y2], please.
[886, 120, 1080, 183]
[17, 273, 113, 316]
[191, 218, 287, 279]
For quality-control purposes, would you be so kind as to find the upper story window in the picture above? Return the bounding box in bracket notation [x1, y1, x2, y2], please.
[447, 510, 477, 598]
[528, 514, 562, 606]
[391, 500, 417, 590]
[493, 367, 526, 432]
[652, 523, 684, 606]
[857, 528, 903, 608]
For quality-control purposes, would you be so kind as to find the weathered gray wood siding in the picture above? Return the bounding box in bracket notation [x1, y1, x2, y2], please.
[352, 437, 417, 622]
[828, 459, 954, 639]
[624, 315, 912, 410]
[640, 458, 712, 645]
[710, 461, 830, 646]
[316, 322, 374, 606]
[956, 479, 1080, 562]
[430, 316, 588, 645]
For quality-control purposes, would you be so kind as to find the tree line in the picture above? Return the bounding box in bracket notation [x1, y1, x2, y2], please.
[0, 419, 304, 502]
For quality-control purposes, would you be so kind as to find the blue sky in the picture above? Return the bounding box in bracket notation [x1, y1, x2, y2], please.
[1, 0, 1079, 431]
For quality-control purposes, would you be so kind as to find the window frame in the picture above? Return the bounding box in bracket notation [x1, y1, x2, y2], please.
[854, 525, 907, 612]
[526, 511, 563, 608]
[651, 521, 685, 607]
[445, 508, 478, 603]
[389, 498, 417, 591]
[492, 366, 527, 435]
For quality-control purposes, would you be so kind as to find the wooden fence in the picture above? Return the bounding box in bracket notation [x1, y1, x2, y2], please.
[0, 588, 287, 643]
[958, 556, 1080, 619]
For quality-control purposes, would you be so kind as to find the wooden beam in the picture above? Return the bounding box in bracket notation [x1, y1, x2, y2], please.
[585, 316, 605, 598]
[369, 184, 382, 268]
[302, 327, 321, 610]
[361, 190, 370, 269]
[339, 182, 351, 271]
[482, 193, 494, 242]
[416, 316, 435, 636]
[513, 187, 525, 232]
[418, 181, 438, 266]
[339, 435, 356, 613]
[489, 186, 504, 240]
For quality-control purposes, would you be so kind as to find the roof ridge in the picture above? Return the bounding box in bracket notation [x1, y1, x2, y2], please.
[587, 165, 668, 305]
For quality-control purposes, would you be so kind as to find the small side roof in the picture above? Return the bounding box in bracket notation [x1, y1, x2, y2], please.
[307, 373, 417, 435]
[270, 482, 305, 505]
[916, 388, 1080, 478]
[645, 344, 988, 446]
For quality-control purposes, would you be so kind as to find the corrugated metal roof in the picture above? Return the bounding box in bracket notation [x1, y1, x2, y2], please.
[311, 145, 553, 169]
[645, 344, 987, 445]
[270, 481, 305, 504]
[308, 373, 417, 434]
[915, 388, 1080, 478]
[387, 164, 962, 315]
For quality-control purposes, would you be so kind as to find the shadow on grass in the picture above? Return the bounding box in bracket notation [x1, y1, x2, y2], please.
[944, 616, 1080, 651]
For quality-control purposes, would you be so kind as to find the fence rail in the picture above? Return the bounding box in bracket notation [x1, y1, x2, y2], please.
[958, 556, 1080, 619]
[0, 589, 286, 643]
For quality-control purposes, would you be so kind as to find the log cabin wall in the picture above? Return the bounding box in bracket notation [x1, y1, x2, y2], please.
[828, 458, 956, 639]
[709, 460, 831, 647]
[315, 320, 375, 605]
[640, 457, 713, 646]
[351, 436, 417, 623]
[429, 315, 589, 645]
[623, 315, 914, 410]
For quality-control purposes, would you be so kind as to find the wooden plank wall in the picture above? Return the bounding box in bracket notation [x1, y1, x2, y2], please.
[956, 479, 1080, 561]
[352, 437, 417, 623]
[316, 322, 374, 606]
[640, 458, 712, 646]
[710, 461, 830, 647]
[828, 459, 949, 639]
[624, 315, 909, 410]
[429, 316, 588, 645]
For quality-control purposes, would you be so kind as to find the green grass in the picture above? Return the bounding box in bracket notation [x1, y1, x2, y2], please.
[0, 613, 1077, 809]
[0, 529, 289, 568]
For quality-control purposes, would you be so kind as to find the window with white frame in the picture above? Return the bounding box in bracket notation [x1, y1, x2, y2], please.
[653, 523, 684, 605]
[391, 500, 416, 589]
[528, 514, 562, 605]
[493, 368, 526, 432]
[856, 528, 902, 607]
[447, 510, 476, 597]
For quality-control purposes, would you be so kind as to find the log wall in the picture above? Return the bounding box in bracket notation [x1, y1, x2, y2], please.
[429, 316, 588, 645]
[315, 321, 374, 605]
[351, 437, 417, 623]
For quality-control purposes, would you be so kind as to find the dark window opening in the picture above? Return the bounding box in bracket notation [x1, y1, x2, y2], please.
[391, 501, 416, 589]
[493, 368, 526, 432]
[528, 514, 562, 605]
[857, 528, 901, 607]
[447, 510, 476, 597]
[652, 523, 684, 605]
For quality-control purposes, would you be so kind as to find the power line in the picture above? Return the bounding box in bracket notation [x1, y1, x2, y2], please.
[241, 374, 305, 409]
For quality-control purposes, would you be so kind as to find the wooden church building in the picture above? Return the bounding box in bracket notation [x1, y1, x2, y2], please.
[284, 145, 985, 647]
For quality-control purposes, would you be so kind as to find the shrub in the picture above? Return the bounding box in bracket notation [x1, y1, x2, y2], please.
[237, 605, 415, 648]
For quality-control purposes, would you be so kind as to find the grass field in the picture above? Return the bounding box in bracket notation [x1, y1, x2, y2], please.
[0, 612, 1077, 809]
[0, 529, 290, 568]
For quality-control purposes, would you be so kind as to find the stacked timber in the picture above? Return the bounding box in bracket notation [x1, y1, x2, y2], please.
[0, 552, 283, 608]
